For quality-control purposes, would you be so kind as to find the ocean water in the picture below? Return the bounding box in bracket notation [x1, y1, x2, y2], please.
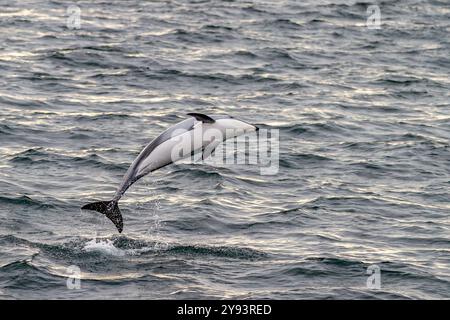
[0, 0, 449, 300]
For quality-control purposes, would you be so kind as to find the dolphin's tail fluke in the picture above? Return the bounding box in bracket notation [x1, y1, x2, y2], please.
[81, 200, 123, 233]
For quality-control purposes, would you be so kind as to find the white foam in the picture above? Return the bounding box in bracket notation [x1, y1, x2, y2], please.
[83, 239, 125, 257]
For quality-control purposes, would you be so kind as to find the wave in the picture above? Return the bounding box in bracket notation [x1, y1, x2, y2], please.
[154, 69, 280, 84]
[9, 148, 128, 171]
[46, 50, 113, 69]
[167, 166, 225, 182]
[0, 124, 13, 136]
[261, 18, 302, 30]
[206, 49, 258, 60]
[0, 260, 62, 292]
[260, 48, 299, 63]
[0, 195, 56, 209]
[74, 113, 136, 122]
[166, 245, 267, 260]
[201, 24, 235, 32]
[376, 76, 427, 86]
[0, 235, 268, 261]
[280, 153, 332, 169]
[0, 95, 52, 109]
[167, 28, 237, 44]
[277, 121, 351, 137]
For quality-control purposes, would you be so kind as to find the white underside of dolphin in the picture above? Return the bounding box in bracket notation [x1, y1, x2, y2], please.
[82, 113, 258, 233]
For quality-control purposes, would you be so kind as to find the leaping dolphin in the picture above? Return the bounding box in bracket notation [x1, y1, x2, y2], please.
[82, 113, 258, 233]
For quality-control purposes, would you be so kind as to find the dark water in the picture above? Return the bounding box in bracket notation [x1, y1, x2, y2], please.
[0, 0, 449, 299]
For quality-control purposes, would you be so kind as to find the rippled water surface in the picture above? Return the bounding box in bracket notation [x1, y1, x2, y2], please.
[0, 0, 449, 299]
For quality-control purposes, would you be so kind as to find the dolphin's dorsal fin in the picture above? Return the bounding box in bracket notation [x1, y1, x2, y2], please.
[187, 113, 215, 123]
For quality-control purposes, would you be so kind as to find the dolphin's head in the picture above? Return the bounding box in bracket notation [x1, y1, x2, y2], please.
[214, 116, 258, 136]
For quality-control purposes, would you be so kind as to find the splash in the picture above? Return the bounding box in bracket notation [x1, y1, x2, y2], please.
[141, 179, 169, 251]
[83, 239, 125, 257]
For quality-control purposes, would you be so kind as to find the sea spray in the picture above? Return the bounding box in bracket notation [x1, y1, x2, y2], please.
[143, 178, 169, 251]
[83, 238, 125, 257]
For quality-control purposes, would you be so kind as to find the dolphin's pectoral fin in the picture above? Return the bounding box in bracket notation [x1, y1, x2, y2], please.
[187, 113, 215, 123]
